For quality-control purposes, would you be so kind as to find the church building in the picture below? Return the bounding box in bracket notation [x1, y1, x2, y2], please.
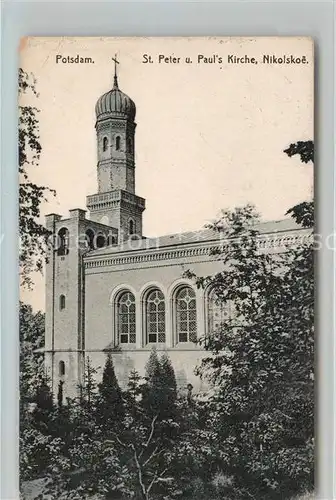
[44, 63, 309, 398]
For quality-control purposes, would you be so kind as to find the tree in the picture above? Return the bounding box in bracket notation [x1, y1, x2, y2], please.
[20, 302, 45, 413]
[284, 140, 313, 164]
[127, 368, 143, 401]
[19, 68, 55, 288]
[142, 349, 178, 419]
[160, 352, 177, 402]
[183, 143, 314, 499]
[97, 353, 124, 431]
[145, 346, 161, 382]
[32, 376, 55, 432]
[284, 140, 314, 228]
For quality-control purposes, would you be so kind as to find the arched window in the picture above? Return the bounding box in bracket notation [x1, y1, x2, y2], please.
[85, 229, 95, 250]
[117, 291, 136, 344]
[115, 136, 121, 151]
[129, 219, 135, 235]
[59, 360, 65, 377]
[103, 136, 108, 152]
[57, 228, 69, 256]
[107, 234, 117, 246]
[207, 288, 233, 333]
[176, 287, 197, 343]
[146, 289, 165, 343]
[59, 294, 66, 311]
[96, 234, 106, 248]
[127, 137, 132, 153]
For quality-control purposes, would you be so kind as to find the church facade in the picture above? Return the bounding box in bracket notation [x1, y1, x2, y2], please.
[44, 68, 309, 398]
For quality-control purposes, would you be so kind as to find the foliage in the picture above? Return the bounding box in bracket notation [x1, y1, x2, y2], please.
[284, 140, 314, 228]
[19, 302, 48, 482]
[97, 353, 125, 432]
[182, 141, 314, 499]
[142, 348, 178, 419]
[19, 68, 56, 288]
[20, 138, 314, 498]
[283, 140, 314, 164]
[20, 302, 45, 408]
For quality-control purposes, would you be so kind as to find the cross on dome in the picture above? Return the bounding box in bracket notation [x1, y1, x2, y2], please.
[112, 54, 119, 89]
[95, 54, 136, 122]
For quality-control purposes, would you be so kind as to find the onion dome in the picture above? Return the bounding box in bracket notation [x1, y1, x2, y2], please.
[95, 61, 136, 122]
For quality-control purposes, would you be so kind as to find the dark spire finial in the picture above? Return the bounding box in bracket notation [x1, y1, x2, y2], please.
[112, 54, 119, 89]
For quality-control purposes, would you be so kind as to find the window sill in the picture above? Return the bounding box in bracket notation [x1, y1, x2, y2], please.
[111, 343, 203, 352]
[172, 342, 202, 350]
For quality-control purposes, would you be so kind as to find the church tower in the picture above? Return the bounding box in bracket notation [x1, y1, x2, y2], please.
[87, 56, 145, 242]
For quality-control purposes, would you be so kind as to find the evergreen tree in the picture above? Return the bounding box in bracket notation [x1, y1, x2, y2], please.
[32, 376, 54, 434]
[160, 351, 177, 402]
[143, 349, 178, 418]
[80, 356, 99, 412]
[145, 346, 160, 382]
[97, 353, 124, 431]
[127, 368, 143, 402]
[57, 380, 64, 408]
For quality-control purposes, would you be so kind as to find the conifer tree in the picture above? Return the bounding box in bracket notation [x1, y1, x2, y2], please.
[127, 368, 142, 402]
[98, 353, 124, 430]
[160, 351, 177, 403]
[143, 348, 178, 417]
[80, 356, 99, 412]
[32, 376, 54, 433]
[57, 380, 64, 408]
[145, 346, 160, 382]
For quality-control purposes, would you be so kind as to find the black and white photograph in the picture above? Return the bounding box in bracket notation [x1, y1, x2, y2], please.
[19, 36, 314, 500]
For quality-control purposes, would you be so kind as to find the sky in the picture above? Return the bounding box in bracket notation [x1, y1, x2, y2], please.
[19, 36, 314, 311]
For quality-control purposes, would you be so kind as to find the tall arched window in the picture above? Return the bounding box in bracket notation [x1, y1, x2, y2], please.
[117, 291, 136, 344]
[59, 360, 65, 377]
[57, 228, 69, 256]
[129, 219, 135, 235]
[85, 229, 95, 250]
[59, 294, 66, 311]
[127, 137, 132, 153]
[115, 136, 121, 151]
[207, 288, 233, 333]
[103, 136, 108, 152]
[146, 289, 165, 343]
[176, 287, 197, 343]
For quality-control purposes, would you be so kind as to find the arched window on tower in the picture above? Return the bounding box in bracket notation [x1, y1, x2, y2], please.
[59, 294, 66, 311]
[107, 233, 117, 246]
[129, 219, 135, 236]
[117, 291, 136, 344]
[115, 136, 121, 151]
[85, 229, 95, 250]
[103, 137, 108, 152]
[175, 286, 197, 343]
[57, 228, 69, 256]
[96, 233, 106, 248]
[59, 360, 65, 377]
[146, 289, 166, 344]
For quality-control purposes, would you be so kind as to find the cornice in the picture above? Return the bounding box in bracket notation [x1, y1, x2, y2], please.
[84, 229, 312, 270]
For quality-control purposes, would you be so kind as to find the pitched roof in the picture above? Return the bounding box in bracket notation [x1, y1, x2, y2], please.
[86, 217, 303, 258]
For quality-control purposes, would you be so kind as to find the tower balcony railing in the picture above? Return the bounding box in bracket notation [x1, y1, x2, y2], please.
[87, 190, 146, 209]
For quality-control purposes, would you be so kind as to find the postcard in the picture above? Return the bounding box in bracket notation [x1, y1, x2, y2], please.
[19, 36, 314, 500]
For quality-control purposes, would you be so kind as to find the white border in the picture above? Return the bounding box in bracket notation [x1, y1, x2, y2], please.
[1, 2, 334, 499]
